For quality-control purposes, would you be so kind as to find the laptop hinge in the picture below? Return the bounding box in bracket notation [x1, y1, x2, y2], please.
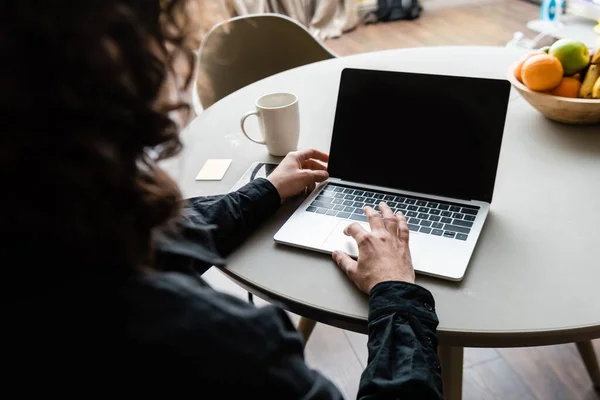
[333, 179, 476, 203]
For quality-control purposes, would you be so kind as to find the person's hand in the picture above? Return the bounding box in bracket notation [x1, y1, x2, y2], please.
[267, 149, 329, 203]
[333, 202, 415, 294]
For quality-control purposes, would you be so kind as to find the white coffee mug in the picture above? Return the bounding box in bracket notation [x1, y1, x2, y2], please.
[240, 92, 300, 156]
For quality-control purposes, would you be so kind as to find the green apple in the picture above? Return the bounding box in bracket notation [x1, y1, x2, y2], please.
[549, 39, 590, 76]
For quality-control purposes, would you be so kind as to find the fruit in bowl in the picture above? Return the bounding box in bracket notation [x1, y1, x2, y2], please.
[521, 53, 564, 91]
[580, 64, 599, 99]
[508, 40, 600, 125]
[548, 39, 590, 76]
[511, 40, 600, 99]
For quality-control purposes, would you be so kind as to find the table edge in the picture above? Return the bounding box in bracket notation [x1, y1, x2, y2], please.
[218, 267, 600, 347]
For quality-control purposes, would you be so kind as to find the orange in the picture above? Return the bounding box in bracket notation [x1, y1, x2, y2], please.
[521, 54, 564, 91]
[513, 50, 545, 83]
[548, 77, 582, 98]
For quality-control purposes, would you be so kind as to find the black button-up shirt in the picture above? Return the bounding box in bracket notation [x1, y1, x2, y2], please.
[15, 178, 442, 398]
[132, 177, 443, 399]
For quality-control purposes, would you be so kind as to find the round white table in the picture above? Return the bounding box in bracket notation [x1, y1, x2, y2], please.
[170, 46, 600, 399]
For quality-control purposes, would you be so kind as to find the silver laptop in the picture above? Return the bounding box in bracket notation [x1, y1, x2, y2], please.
[274, 68, 511, 281]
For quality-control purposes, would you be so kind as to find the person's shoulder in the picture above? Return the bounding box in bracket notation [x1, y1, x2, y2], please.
[126, 271, 247, 330]
[125, 271, 293, 359]
[130, 270, 218, 303]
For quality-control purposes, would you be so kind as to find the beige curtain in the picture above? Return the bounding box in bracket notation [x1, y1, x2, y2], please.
[222, 0, 361, 40]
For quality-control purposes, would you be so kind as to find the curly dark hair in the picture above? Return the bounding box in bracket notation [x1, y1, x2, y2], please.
[0, 1, 207, 273]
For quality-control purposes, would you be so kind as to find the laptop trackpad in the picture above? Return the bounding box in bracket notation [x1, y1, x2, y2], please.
[322, 220, 371, 258]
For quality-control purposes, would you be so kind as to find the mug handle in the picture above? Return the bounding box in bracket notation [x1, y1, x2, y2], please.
[240, 111, 266, 144]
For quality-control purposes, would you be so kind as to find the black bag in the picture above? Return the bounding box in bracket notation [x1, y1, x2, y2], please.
[376, 0, 422, 21]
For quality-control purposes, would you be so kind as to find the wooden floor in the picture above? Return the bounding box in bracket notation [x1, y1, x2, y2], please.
[203, 1, 599, 398]
[324, 0, 552, 56]
[307, 328, 600, 400]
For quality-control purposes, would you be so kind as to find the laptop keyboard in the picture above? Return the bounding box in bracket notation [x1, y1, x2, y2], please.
[306, 183, 479, 241]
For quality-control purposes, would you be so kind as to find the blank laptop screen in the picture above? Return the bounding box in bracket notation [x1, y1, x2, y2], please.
[327, 68, 511, 203]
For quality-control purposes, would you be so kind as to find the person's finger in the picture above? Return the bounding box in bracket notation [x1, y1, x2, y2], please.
[296, 148, 329, 163]
[343, 222, 368, 242]
[379, 202, 398, 234]
[301, 169, 328, 184]
[306, 182, 316, 194]
[364, 206, 385, 231]
[294, 168, 327, 188]
[303, 158, 328, 172]
[332, 250, 358, 278]
[396, 211, 410, 243]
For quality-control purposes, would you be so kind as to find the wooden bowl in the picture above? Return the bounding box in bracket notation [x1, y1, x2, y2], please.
[507, 70, 600, 125]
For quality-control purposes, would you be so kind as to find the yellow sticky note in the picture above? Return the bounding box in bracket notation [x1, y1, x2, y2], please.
[195, 159, 232, 181]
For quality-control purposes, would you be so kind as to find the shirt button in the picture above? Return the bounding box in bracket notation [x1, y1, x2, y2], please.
[424, 302, 433, 311]
[433, 361, 441, 370]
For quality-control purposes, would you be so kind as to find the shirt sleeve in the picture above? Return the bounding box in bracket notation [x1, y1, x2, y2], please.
[358, 281, 444, 399]
[183, 177, 281, 258]
[152, 177, 281, 275]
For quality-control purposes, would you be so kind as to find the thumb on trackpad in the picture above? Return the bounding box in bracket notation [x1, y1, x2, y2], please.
[322, 220, 370, 258]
